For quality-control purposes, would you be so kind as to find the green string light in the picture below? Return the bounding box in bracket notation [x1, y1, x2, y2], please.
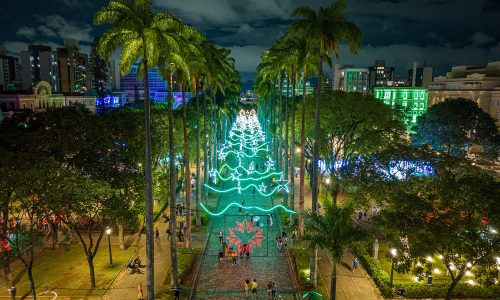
[200, 202, 296, 216]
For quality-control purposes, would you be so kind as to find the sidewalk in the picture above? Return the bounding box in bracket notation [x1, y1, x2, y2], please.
[292, 175, 383, 299]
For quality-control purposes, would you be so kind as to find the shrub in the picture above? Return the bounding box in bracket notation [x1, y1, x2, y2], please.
[352, 243, 394, 297]
[177, 248, 196, 278]
[191, 205, 212, 226]
[293, 249, 323, 285]
[401, 282, 493, 298]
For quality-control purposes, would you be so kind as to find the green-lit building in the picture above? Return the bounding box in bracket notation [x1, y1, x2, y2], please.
[374, 87, 428, 131]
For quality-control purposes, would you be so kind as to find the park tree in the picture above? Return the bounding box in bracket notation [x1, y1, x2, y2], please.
[295, 91, 406, 204]
[411, 98, 500, 160]
[89, 36, 109, 112]
[374, 159, 500, 300]
[298, 202, 371, 300]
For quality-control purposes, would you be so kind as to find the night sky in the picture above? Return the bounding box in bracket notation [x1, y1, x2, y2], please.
[2, 0, 500, 92]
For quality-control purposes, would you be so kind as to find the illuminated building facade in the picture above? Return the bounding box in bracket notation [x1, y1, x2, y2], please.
[374, 87, 428, 131]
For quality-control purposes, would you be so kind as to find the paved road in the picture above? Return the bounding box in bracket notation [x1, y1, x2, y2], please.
[191, 154, 298, 300]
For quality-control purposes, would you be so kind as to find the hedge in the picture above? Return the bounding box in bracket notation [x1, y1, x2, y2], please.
[177, 248, 196, 278]
[351, 243, 394, 297]
[401, 282, 493, 298]
[191, 205, 213, 226]
[293, 249, 323, 285]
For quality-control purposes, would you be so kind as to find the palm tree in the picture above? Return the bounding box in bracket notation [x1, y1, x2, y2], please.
[94, 0, 184, 295]
[298, 203, 371, 300]
[289, 0, 362, 287]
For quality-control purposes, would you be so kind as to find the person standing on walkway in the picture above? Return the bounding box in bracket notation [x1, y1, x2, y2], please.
[292, 229, 296, 241]
[276, 236, 281, 252]
[219, 229, 223, 243]
[244, 243, 250, 260]
[269, 215, 273, 226]
[245, 279, 250, 298]
[352, 257, 359, 273]
[155, 228, 159, 241]
[242, 199, 245, 207]
[267, 214, 270, 226]
[266, 282, 271, 300]
[281, 226, 286, 238]
[218, 250, 224, 265]
[239, 207, 242, 215]
[173, 286, 180, 300]
[222, 240, 227, 252]
[8, 285, 16, 300]
[166, 228, 171, 239]
[283, 237, 287, 250]
[271, 283, 276, 299]
[358, 211, 362, 223]
[252, 279, 258, 300]
[138, 289, 143, 300]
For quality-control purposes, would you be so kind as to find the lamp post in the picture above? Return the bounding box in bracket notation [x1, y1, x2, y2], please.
[106, 228, 114, 268]
[296, 148, 300, 167]
[325, 178, 330, 201]
[390, 248, 396, 287]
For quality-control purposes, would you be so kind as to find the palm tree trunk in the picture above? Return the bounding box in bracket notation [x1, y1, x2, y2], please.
[204, 85, 208, 206]
[181, 80, 191, 249]
[143, 57, 155, 299]
[310, 54, 324, 289]
[284, 72, 290, 205]
[290, 70, 296, 226]
[278, 70, 284, 175]
[299, 71, 307, 237]
[208, 91, 212, 176]
[330, 260, 337, 300]
[167, 67, 179, 287]
[195, 80, 201, 227]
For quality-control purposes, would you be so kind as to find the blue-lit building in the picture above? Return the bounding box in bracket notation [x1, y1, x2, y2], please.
[121, 61, 195, 108]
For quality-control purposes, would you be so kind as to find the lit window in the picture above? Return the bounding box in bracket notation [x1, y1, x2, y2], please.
[497, 100, 500, 106]
[493, 99, 496, 106]
[413, 115, 417, 123]
[403, 92, 408, 100]
[447, 84, 451, 89]
[454, 84, 457, 89]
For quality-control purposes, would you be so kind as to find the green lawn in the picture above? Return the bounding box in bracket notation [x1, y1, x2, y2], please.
[377, 252, 477, 285]
[1, 246, 136, 298]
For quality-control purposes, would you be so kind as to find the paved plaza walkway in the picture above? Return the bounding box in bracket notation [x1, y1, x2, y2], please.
[190, 152, 299, 299]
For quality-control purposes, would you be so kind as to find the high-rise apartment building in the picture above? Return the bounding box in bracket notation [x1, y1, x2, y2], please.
[56, 39, 90, 94]
[367, 60, 395, 93]
[0, 47, 21, 90]
[332, 64, 369, 93]
[408, 61, 434, 88]
[21, 45, 59, 91]
[277, 71, 314, 96]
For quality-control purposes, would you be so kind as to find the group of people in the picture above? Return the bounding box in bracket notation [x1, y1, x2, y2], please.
[244, 279, 281, 300]
[218, 236, 252, 265]
[127, 256, 142, 274]
[357, 206, 381, 223]
[275, 234, 287, 252]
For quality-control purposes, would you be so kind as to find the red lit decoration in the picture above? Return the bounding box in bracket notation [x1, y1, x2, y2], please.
[225, 219, 265, 253]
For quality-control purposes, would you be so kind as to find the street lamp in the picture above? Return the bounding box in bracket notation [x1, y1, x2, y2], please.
[325, 178, 330, 201]
[390, 248, 397, 287]
[296, 148, 300, 167]
[106, 228, 114, 268]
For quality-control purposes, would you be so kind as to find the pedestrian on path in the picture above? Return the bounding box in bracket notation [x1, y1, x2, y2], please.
[174, 286, 180, 300]
[252, 279, 258, 300]
[218, 250, 224, 264]
[283, 237, 287, 250]
[358, 211, 362, 223]
[266, 282, 271, 300]
[244, 243, 250, 260]
[222, 240, 227, 252]
[242, 199, 245, 207]
[292, 229, 297, 241]
[239, 207, 242, 215]
[352, 257, 359, 273]
[270, 215, 273, 226]
[138, 290, 143, 300]
[364, 212, 367, 221]
[8, 285, 16, 300]
[245, 279, 250, 298]
[276, 235, 281, 252]
[155, 228, 159, 240]
[271, 283, 276, 299]
[267, 215, 270, 226]
[281, 227, 286, 238]
[376, 207, 380, 215]
[166, 228, 171, 239]
[372, 207, 376, 217]
[219, 229, 223, 243]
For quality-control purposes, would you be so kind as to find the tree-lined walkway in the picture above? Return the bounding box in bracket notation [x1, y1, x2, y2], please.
[191, 114, 299, 299]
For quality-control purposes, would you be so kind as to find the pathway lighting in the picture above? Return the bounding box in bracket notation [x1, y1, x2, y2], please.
[390, 249, 397, 287]
[106, 228, 114, 268]
[325, 178, 331, 201]
[469, 280, 474, 285]
[427, 256, 432, 261]
[434, 268, 440, 273]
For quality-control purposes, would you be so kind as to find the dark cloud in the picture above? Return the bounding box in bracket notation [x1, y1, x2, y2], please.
[1, 0, 499, 92]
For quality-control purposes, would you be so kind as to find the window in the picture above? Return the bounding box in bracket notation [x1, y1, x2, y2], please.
[83, 100, 87, 105]
[413, 115, 417, 123]
[497, 100, 500, 106]
[23, 104, 26, 109]
[493, 99, 496, 106]
[403, 92, 408, 100]
[497, 111, 499, 120]
[353, 87, 357, 91]
[447, 84, 451, 89]
[89, 100, 92, 106]
[30, 103, 33, 109]
[420, 103, 424, 109]
[454, 84, 457, 89]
